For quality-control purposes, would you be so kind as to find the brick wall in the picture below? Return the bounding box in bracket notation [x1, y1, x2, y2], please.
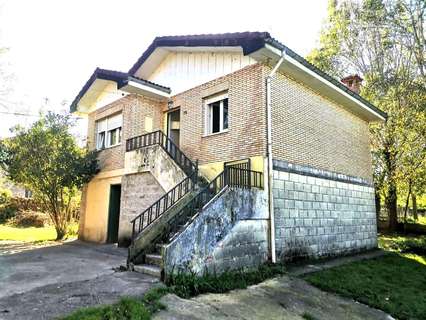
[273, 163, 377, 261]
[167, 63, 266, 165]
[268, 66, 373, 182]
[87, 94, 164, 172]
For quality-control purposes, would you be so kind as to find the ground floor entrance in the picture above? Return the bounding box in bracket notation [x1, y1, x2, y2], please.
[107, 184, 121, 243]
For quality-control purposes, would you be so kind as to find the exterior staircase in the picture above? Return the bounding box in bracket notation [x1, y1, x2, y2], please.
[125, 130, 263, 279]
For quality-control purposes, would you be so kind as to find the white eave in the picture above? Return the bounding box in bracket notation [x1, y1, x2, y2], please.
[119, 80, 170, 100]
[250, 44, 386, 122]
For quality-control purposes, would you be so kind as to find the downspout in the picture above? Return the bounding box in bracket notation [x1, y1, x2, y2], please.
[266, 50, 286, 263]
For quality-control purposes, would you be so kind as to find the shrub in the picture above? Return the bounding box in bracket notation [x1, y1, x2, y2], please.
[0, 188, 11, 205]
[0, 204, 17, 223]
[12, 210, 48, 227]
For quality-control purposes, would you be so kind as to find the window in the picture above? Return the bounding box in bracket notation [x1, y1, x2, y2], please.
[205, 93, 229, 135]
[96, 113, 122, 150]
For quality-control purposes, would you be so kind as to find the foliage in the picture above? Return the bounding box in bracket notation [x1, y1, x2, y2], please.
[307, 0, 426, 230]
[0, 112, 98, 239]
[0, 203, 17, 223]
[60, 297, 152, 320]
[379, 233, 426, 256]
[0, 187, 11, 205]
[61, 263, 287, 320]
[165, 262, 286, 298]
[305, 253, 426, 320]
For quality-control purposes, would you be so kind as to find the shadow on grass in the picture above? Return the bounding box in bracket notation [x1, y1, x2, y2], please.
[304, 252, 426, 320]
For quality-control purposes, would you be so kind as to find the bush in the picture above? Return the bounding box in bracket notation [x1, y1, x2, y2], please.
[0, 204, 17, 223]
[0, 188, 11, 205]
[12, 210, 48, 227]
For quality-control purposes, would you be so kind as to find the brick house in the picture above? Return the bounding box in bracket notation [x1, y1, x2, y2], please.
[70, 32, 386, 278]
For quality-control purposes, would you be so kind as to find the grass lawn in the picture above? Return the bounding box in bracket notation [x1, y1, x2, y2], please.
[0, 223, 78, 242]
[0, 224, 57, 242]
[305, 235, 426, 320]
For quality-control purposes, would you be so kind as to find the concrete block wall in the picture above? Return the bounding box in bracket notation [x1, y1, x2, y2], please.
[163, 187, 269, 276]
[273, 160, 377, 261]
[119, 172, 164, 244]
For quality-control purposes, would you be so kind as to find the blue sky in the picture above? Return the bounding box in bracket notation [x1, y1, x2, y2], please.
[0, 0, 328, 138]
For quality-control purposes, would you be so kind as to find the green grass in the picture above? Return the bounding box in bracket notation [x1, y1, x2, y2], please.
[305, 234, 426, 320]
[0, 224, 57, 241]
[406, 215, 426, 225]
[0, 222, 79, 242]
[61, 263, 286, 320]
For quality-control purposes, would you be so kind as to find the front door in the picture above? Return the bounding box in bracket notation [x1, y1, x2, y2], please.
[107, 184, 121, 243]
[167, 109, 180, 147]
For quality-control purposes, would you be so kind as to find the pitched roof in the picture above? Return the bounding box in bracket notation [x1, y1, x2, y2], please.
[127, 32, 270, 75]
[69, 68, 170, 112]
[70, 32, 386, 120]
[126, 32, 386, 120]
[263, 37, 387, 119]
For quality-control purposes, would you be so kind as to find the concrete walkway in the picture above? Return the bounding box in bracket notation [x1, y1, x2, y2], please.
[154, 251, 393, 320]
[0, 240, 159, 320]
[154, 276, 393, 320]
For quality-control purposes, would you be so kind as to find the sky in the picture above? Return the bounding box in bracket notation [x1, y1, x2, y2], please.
[0, 0, 328, 139]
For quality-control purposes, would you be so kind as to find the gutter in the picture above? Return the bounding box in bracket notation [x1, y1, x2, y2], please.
[266, 51, 286, 263]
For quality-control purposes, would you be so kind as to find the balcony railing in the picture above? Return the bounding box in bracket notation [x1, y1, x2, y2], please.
[126, 130, 197, 178]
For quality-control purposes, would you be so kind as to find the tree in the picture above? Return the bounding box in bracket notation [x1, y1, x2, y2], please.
[307, 0, 426, 231]
[0, 112, 98, 239]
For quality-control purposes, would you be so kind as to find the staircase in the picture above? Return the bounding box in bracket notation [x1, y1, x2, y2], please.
[125, 131, 263, 279]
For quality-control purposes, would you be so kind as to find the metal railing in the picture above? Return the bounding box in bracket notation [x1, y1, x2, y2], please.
[164, 167, 263, 242]
[126, 130, 197, 178]
[131, 174, 197, 240]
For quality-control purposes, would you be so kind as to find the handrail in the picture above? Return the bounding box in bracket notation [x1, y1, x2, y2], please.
[126, 130, 197, 178]
[164, 167, 263, 242]
[131, 173, 196, 240]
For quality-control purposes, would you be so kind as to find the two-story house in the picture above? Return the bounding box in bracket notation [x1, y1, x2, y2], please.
[70, 32, 386, 279]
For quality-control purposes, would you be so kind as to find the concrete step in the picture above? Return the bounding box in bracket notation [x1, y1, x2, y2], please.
[145, 253, 163, 267]
[133, 264, 162, 278]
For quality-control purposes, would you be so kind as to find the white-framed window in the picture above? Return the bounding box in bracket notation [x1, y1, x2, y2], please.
[204, 93, 229, 135]
[96, 113, 122, 150]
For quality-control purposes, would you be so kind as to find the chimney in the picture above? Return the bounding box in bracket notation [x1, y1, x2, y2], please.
[341, 74, 363, 94]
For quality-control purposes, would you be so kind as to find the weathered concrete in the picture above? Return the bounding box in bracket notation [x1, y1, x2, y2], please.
[124, 145, 187, 191]
[163, 187, 269, 276]
[119, 172, 165, 243]
[153, 276, 393, 320]
[273, 168, 377, 261]
[128, 191, 197, 264]
[0, 241, 159, 319]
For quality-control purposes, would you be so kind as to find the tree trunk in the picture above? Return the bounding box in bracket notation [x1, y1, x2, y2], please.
[55, 225, 67, 240]
[403, 181, 412, 223]
[387, 183, 398, 231]
[375, 188, 381, 225]
[412, 193, 418, 220]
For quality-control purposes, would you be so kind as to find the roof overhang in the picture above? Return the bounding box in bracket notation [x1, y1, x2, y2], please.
[128, 32, 268, 77]
[70, 68, 170, 114]
[249, 42, 386, 122]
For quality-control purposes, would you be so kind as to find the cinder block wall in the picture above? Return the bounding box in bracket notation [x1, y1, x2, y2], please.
[119, 172, 164, 244]
[273, 161, 377, 260]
